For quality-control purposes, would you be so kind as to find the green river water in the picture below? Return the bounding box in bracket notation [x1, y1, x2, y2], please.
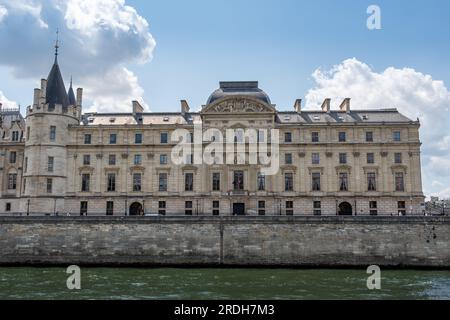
[0, 268, 449, 300]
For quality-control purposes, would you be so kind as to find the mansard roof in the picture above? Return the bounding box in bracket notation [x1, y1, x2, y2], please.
[79, 108, 415, 127]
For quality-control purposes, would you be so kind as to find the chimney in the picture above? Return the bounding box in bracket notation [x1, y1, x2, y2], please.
[321, 98, 331, 113]
[294, 99, 302, 113]
[33, 88, 41, 107]
[76, 88, 83, 108]
[339, 98, 351, 113]
[40, 79, 47, 99]
[132, 100, 144, 115]
[181, 100, 190, 115]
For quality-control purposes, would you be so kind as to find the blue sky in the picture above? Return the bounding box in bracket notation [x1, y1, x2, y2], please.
[0, 0, 450, 198]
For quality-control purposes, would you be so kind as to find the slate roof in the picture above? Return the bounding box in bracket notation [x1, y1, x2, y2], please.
[206, 81, 272, 105]
[46, 58, 69, 109]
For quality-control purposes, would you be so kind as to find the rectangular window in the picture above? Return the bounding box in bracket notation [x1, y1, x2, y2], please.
[81, 174, 90, 192]
[160, 154, 168, 165]
[339, 153, 347, 164]
[286, 201, 294, 215]
[312, 173, 321, 191]
[367, 153, 375, 164]
[213, 201, 220, 216]
[82, 154, 90, 166]
[339, 173, 348, 191]
[370, 201, 378, 216]
[135, 133, 143, 144]
[160, 132, 168, 144]
[313, 201, 321, 216]
[285, 173, 294, 191]
[284, 132, 292, 143]
[134, 154, 142, 165]
[366, 131, 374, 142]
[258, 200, 266, 216]
[106, 201, 114, 216]
[26, 127, 30, 141]
[312, 132, 319, 143]
[80, 201, 88, 216]
[257, 172, 265, 191]
[9, 151, 16, 164]
[107, 173, 116, 192]
[233, 171, 244, 190]
[46, 178, 52, 194]
[12, 131, 19, 142]
[24, 157, 28, 173]
[394, 153, 402, 164]
[312, 153, 320, 165]
[5, 203, 11, 212]
[133, 173, 141, 192]
[285, 153, 293, 165]
[108, 154, 116, 166]
[212, 173, 221, 191]
[185, 201, 193, 216]
[159, 173, 168, 191]
[8, 173, 17, 190]
[109, 133, 117, 144]
[398, 201, 406, 216]
[185, 173, 194, 191]
[395, 172, 405, 192]
[47, 156, 54, 172]
[367, 172, 377, 191]
[393, 131, 401, 142]
[50, 126, 56, 141]
[84, 134, 92, 144]
[338, 131, 346, 142]
[158, 201, 166, 215]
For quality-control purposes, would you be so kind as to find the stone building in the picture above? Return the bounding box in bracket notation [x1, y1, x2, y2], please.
[0, 50, 425, 216]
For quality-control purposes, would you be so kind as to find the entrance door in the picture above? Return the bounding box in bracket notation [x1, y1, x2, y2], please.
[233, 203, 246, 216]
[129, 202, 143, 216]
[338, 202, 353, 216]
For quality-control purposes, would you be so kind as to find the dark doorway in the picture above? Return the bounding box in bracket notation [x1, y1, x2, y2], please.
[338, 202, 353, 216]
[233, 203, 246, 216]
[129, 202, 143, 216]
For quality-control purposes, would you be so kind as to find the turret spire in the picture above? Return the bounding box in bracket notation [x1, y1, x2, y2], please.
[54, 29, 59, 64]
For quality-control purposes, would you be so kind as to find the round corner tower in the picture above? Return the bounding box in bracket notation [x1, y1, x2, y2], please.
[21, 48, 82, 215]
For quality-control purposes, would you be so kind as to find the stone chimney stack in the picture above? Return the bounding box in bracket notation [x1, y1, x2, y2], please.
[181, 100, 190, 115]
[339, 98, 351, 113]
[76, 88, 83, 108]
[294, 99, 302, 113]
[321, 98, 331, 113]
[132, 100, 144, 115]
[33, 88, 41, 107]
[40, 79, 47, 99]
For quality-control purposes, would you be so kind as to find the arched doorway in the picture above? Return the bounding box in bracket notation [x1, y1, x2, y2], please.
[129, 202, 143, 216]
[338, 202, 353, 216]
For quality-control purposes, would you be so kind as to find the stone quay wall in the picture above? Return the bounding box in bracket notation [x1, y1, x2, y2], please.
[0, 216, 449, 267]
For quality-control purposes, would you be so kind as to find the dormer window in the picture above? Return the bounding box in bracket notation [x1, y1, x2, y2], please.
[109, 118, 116, 123]
[88, 118, 94, 123]
[163, 117, 169, 122]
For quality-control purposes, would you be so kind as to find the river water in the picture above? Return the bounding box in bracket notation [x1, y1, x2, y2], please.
[0, 268, 449, 300]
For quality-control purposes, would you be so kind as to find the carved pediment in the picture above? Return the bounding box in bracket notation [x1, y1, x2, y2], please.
[202, 97, 276, 114]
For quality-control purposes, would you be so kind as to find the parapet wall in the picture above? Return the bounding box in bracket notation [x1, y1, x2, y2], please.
[0, 216, 449, 267]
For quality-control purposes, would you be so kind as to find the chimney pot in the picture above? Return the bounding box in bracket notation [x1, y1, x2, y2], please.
[181, 100, 190, 115]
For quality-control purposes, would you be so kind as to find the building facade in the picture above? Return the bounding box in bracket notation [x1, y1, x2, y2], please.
[0, 54, 425, 216]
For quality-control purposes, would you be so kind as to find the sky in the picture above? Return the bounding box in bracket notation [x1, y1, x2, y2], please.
[0, 0, 450, 199]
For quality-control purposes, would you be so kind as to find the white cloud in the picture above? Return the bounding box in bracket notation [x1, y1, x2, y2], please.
[0, 5, 7, 22]
[0, 0, 155, 111]
[305, 58, 450, 198]
[0, 91, 18, 109]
